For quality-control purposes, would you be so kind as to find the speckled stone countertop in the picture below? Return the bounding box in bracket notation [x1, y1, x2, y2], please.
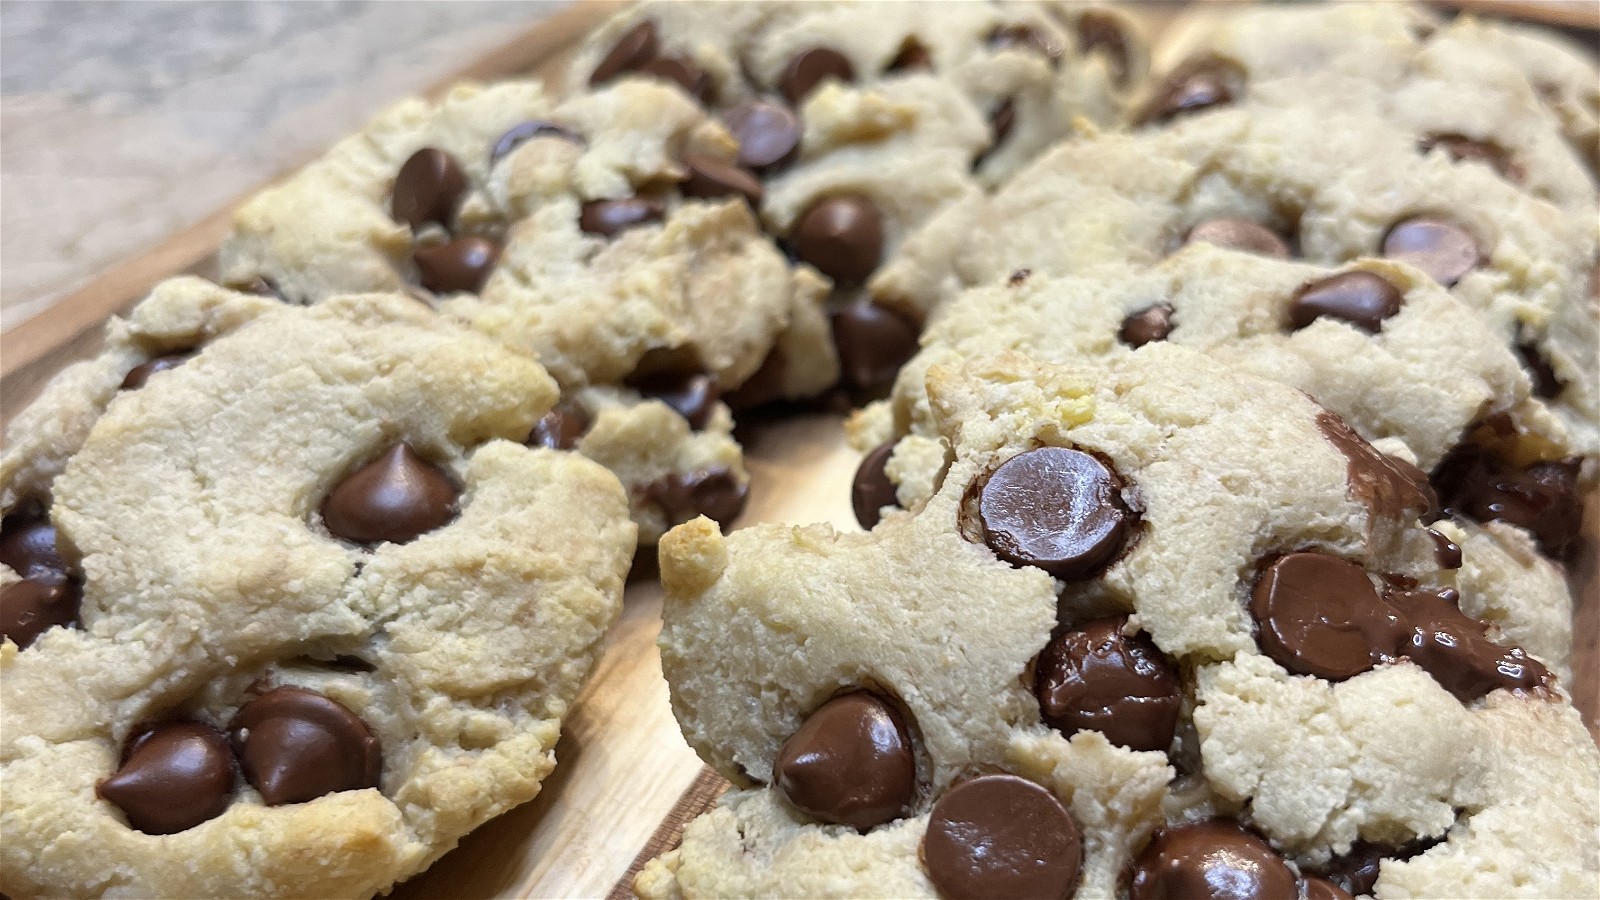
[0, 0, 567, 330]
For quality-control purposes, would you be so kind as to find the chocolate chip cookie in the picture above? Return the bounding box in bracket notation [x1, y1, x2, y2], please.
[0, 292, 635, 897]
[640, 348, 1595, 898]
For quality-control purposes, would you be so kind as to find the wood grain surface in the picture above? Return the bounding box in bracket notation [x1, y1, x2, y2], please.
[0, 3, 1595, 899]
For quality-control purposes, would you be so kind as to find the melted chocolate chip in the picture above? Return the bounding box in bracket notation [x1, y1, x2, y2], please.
[923, 774, 1082, 900]
[1120, 304, 1174, 347]
[321, 444, 459, 545]
[987, 23, 1063, 63]
[1426, 527, 1462, 569]
[724, 100, 803, 173]
[640, 55, 714, 103]
[1129, 820, 1298, 900]
[779, 47, 855, 105]
[228, 686, 382, 806]
[1183, 219, 1292, 259]
[831, 302, 920, 394]
[1314, 837, 1443, 896]
[774, 693, 915, 830]
[0, 505, 69, 579]
[1076, 10, 1132, 86]
[1389, 585, 1553, 702]
[973, 447, 1134, 580]
[630, 371, 718, 430]
[120, 353, 192, 390]
[1139, 56, 1240, 124]
[1516, 342, 1563, 399]
[580, 197, 667, 237]
[414, 236, 500, 294]
[852, 442, 900, 530]
[1251, 553, 1405, 681]
[1419, 134, 1522, 183]
[590, 20, 660, 85]
[642, 466, 748, 528]
[527, 403, 591, 451]
[1034, 616, 1181, 752]
[681, 153, 764, 205]
[791, 195, 884, 286]
[0, 577, 81, 649]
[1432, 446, 1583, 558]
[490, 120, 583, 167]
[392, 148, 467, 230]
[97, 721, 236, 834]
[1290, 271, 1405, 334]
[886, 36, 933, 72]
[1382, 217, 1481, 287]
[1317, 412, 1434, 522]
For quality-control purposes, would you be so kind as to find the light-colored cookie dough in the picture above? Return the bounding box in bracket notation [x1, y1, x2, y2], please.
[0, 293, 636, 898]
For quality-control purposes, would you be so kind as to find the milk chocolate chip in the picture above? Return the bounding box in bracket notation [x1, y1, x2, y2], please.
[590, 20, 660, 85]
[1419, 134, 1522, 183]
[1119, 304, 1174, 347]
[681, 153, 764, 205]
[831, 301, 919, 393]
[643, 467, 748, 528]
[629, 371, 718, 430]
[1290, 271, 1404, 334]
[1432, 446, 1582, 558]
[923, 774, 1082, 900]
[580, 197, 667, 237]
[527, 403, 591, 450]
[321, 443, 459, 545]
[1034, 616, 1181, 752]
[0, 504, 69, 579]
[974, 447, 1134, 580]
[1316, 412, 1434, 522]
[1250, 553, 1405, 681]
[1129, 820, 1298, 900]
[987, 23, 1064, 63]
[791, 195, 884, 285]
[228, 686, 382, 806]
[1183, 219, 1291, 259]
[1382, 217, 1480, 287]
[392, 148, 467, 230]
[414, 236, 500, 294]
[490, 120, 583, 167]
[640, 56, 714, 103]
[1389, 585, 1553, 702]
[779, 47, 855, 105]
[0, 577, 81, 650]
[1139, 56, 1240, 124]
[774, 692, 915, 830]
[120, 353, 192, 390]
[852, 442, 900, 530]
[97, 722, 236, 835]
[886, 36, 934, 72]
[724, 100, 803, 172]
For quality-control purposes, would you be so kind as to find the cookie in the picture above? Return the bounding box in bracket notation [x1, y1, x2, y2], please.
[0, 292, 635, 897]
[642, 348, 1595, 898]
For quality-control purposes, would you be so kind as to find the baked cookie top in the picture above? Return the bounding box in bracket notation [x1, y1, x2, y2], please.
[0, 291, 635, 898]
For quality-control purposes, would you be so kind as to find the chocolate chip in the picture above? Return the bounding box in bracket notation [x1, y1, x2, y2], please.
[1516, 341, 1563, 398]
[527, 403, 591, 450]
[0, 577, 81, 650]
[1317, 413, 1436, 523]
[1389, 585, 1553, 702]
[830, 301, 919, 394]
[724, 100, 803, 173]
[1119, 304, 1174, 348]
[1382, 217, 1480, 287]
[886, 37, 933, 73]
[1251, 553, 1406, 681]
[1419, 134, 1522, 183]
[1300, 877, 1356, 900]
[97, 721, 236, 834]
[774, 692, 915, 830]
[1313, 837, 1443, 896]
[923, 774, 1082, 900]
[852, 442, 900, 529]
[1034, 616, 1181, 752]
[490, 120, 583, 168]
[590, 20, 660, 86]
[791, 195, 884, 286]
[681, 153, 763, 205]
[1076, 10, 1132, 87]
[0, 504, 69, 579]
[1432, 446, 1583, 558]
[231, 275, 281, 298]
[642, 466, 749, 528]
[1138, 56, 1240, 125]
[580, 197, 667, 237]
[120, 353, 192, 390]
[228, 686, 381, 806]
[1183, 218, 1292, 259]
[414, 236, 500, 294]
[974, 447, 1134, 580]
[987, 23, 1064, 63]
[1427, 527, 1462, 569]
[724, 347, 787, 411]
[630, 371, 718, 430]
[1129, 820, 1298, 900]
[1290, 271, 1404, 334]
[641, 55, 714, 103]
[987, 97, 1016, 151]
[392, 148, 467, 230]
[321, 443, 459, 546]
[779, 47, 855, 105]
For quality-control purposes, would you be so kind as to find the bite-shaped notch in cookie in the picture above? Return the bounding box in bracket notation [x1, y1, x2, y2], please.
[965, 447, 1139, 581]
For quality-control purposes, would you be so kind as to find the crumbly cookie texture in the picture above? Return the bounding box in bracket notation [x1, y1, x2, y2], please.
[644, 348, 1595, 898]
[0, 293, 635, 898]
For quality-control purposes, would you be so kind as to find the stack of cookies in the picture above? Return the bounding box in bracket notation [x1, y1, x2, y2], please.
[1, 2, 1595, 898]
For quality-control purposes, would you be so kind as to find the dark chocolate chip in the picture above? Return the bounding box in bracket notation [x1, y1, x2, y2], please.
[681, 152, 764, 205]
[1388, 585, 1553, 702]
[830, 301, 919, 394]
[630, 371, 719, 430]
[923, 774, 1082, 900]
[0, 577, 81, 649]
[724, 347, 788, 411]
[1382, 217, 1481, 287]
[590, 20, 660, 86]
[392, 148, 467, 230]
[1432, 446, 1583, 558]
[527, 403, 591, 451]
[0, 505, 69, 580]
[1183, 218, 1292, 259]
[774, 692, 915, 830]
[1426, 528, 1462, 569]
[321, 443, 459, 546]
[1119, 304, 1174, 348]
[791, 195, 884, 285]
[1317, 412, 1436, 522]
[414, 236, 500, 294]
[724, 100, 803, 173]
[779, 47, 855, 105]
[643, 466, 749, 528]
[1290, 271, 1405, 334]
[1129, 820, 1298, 900]
[1251, 553, 1406, 681]
[1034, 616, 1181, 752]
[1516, 341, 1563, 399]
[852, 442, 900, 530]
[641, 55, 714, 103]
[1313, 837, 1443, 896]
[1138, 56, 1240, 124]
[886, 36, 934, 73]
[490, 120, 584, 167]
[580, 197, 667, 237]
[97, 721, 236, 834]
[120, 353, 192, 391]
[228, 686, 382, 806]
[1076, 10, 1132, 87]
[1419, 134, 1522, 183]
[974, 447, 1134, 580]
[987, 23, 1064, 63]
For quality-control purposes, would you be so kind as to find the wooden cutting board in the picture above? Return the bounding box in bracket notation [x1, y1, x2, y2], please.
[1, 3, 1594, 898]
